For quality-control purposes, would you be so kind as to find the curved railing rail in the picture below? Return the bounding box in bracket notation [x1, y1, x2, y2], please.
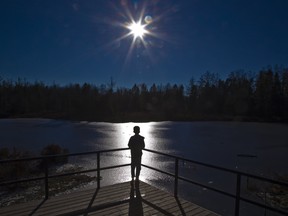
[1, 148, 287, 216]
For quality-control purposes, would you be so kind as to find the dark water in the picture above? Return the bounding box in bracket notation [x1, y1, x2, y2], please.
[1, 119, 288, 215]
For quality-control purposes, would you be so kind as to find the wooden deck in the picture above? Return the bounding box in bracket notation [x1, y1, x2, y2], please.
[0, 181, 219, 216]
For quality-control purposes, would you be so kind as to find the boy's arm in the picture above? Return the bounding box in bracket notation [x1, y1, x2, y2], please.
[128, 137, 131, 148]
[142, 137, 145, 149]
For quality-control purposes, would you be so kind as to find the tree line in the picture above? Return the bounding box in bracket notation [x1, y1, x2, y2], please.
[1, 67, 288, 122]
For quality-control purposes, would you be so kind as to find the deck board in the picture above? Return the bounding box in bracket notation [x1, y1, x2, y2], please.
[0, 181, 220, 216]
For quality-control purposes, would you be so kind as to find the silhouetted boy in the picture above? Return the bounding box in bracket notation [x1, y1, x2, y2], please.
[128, 126, 145, 181]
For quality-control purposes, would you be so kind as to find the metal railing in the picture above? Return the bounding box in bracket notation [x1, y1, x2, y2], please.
[0, 148, 130, 199]
[1, 148, 288, 215]
[142, 149, 288, 216]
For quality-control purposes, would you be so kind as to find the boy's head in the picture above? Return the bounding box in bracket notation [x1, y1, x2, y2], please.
[133, 126, 140, 134]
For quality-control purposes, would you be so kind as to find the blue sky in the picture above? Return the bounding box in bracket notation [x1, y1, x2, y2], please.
[1, 0, 288, 87]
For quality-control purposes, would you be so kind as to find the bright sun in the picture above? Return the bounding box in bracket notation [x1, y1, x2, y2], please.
[128, 20, 147, 39]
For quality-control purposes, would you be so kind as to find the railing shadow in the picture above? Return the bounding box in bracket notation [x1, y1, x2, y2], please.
[175, 197, 186, 216]
[83, 188, 99, 216]
[28, 198, 47, 216]
[141, 199, 174, 216]
[58, 197, 130, 216]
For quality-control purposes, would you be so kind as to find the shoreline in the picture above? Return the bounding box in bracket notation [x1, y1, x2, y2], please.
[1, 113, 288, 124]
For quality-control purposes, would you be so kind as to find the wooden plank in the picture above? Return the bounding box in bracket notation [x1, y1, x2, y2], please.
[0, 181, 220, 216]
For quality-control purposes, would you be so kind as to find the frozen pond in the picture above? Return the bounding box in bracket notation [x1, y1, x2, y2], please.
[1, 119, 288, 174]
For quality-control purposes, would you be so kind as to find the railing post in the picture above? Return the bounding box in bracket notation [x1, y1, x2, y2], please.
[44, 158, 49, 199]
[235, 173, 241, 216]
[97, 152, 100, 189]
[174, 158, 179, 197]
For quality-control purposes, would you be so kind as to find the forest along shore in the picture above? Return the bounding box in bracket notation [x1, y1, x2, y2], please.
[1, 68, 288, 123]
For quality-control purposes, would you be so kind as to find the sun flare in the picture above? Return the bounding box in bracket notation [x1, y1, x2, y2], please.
[105, 1, 168, 63]
[127, 20, 147, 39]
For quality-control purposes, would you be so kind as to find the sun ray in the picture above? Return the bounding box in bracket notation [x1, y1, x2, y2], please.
[125, 36, 137, 65]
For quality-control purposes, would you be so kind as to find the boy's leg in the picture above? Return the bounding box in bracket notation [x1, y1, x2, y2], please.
[136, 164, 141, 180]
[131, 157, 136, 180]
[135, 156, 142, 180]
